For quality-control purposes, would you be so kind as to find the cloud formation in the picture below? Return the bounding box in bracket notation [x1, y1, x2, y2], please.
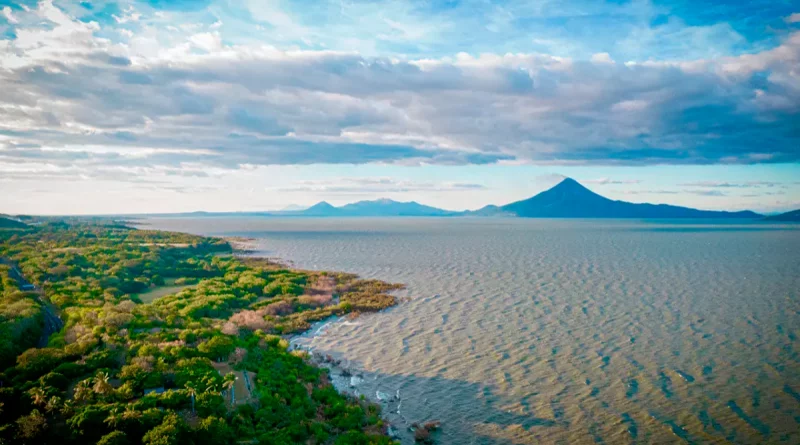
[680, 181, 789, 188]
[619, 190, 680, 195]
[583, 178, 642, 185]
[275, 177, 485, 195]
[684, 189, 727, 197]
[0, 1, 798, 184]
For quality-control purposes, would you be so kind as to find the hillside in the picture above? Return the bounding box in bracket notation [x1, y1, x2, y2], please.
[0, 217, 27, 229]
[764, 209, 800, 222]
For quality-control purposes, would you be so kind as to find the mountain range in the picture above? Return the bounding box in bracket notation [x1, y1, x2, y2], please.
[285, 198, 455, 217]
[283, 178, 762, 219]
[66, 178, 768, 219]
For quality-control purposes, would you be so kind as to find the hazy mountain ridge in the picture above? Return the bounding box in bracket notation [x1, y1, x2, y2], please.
[0, 216, 28, 228]
[763, 209, 800, 222]
[291, 199, 456, 217]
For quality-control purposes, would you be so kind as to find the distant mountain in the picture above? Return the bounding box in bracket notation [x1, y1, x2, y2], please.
[295, 199, 455, 217]
[279, 204, 309, 212]
[462, 205, 515, 217]
[482, 178, 762, 219]
[763, 209, 800, 222]
[298, 201, 339, 216]
[0, 216, 27, 229]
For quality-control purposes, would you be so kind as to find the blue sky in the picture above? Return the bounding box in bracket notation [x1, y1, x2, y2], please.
[0, 0, 798, 214]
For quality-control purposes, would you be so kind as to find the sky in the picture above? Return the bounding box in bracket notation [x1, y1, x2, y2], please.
[0, 0, 799, 215]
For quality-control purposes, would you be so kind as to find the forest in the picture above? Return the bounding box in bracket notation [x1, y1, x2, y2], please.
[0, 221, 402, 444]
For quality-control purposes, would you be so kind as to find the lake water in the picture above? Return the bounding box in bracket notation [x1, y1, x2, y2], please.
[142, 217, 800, 444]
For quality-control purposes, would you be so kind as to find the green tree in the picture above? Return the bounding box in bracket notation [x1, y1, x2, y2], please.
[15, 409, 46, 443]
[197, 336, 235, 361]
[195, 416, 235, 445]
[98, 430, 130, 445]
[142, 412, 187, 445]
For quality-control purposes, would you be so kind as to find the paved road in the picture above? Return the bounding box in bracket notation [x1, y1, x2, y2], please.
[1, 258, 63, 347]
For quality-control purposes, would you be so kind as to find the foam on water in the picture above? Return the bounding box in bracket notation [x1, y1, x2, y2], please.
[143, 217, 800, 444]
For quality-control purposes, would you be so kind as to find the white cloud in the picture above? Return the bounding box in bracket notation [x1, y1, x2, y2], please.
[2, 6, 19, 24]
[591, 52, 614, 64]
[680, 181, 788, 188]
[112, 6, 141, 24]
[274, 177, 485, 194]
[583, 178, 642, 185]
[786, 13, 800, 24]
[188, 32, 223, 52]
[611, 100, 649, 112]
[618, 189, 679, 195]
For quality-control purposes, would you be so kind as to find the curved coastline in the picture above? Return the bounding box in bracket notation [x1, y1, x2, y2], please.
[220, 235, 417, 443]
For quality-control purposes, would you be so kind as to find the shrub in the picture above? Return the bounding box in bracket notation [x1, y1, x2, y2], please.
[98, 431, 130, 445]
[262, 300, 294, 316]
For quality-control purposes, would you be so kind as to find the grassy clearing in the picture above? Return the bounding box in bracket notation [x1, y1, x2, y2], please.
[137, 278, 196, 303]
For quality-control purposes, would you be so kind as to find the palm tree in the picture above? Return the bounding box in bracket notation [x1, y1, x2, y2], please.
[92, 372, 112, 396]
[122, 405, 141, 421]
[104, 407, 121, 429]
[222, 373, 236, 406]
[45, 396, 61, 413]
[74, 380, 92, 402]
[202, 375, 219, 393]
[60, 399, 75, 417]
[185, 384, 197, 415]
[156, 357, 168, 371]
[28, 387, 46, 407]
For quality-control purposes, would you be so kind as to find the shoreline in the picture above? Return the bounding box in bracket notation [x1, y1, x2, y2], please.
[213, 233, 418, 443]
[289, 316, 415, 444]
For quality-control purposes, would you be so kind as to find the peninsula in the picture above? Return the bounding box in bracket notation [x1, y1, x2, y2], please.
[0, 221, 401, 444]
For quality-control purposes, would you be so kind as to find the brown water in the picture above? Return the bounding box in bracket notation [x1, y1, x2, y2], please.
[143, 217, 800, 444]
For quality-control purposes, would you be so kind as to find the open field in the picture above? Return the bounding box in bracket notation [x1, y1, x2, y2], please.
[136, 278, 196, 303]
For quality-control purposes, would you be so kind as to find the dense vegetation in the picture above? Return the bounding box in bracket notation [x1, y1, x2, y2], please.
[0, 222, 402, 444]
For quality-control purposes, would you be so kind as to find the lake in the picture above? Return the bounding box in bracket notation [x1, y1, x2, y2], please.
[142, 217, 800, 444]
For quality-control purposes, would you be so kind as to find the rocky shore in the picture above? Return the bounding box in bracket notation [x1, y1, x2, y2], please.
[289, 318, 421, 444]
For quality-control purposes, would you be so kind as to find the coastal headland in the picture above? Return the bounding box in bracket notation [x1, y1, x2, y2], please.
[0, 220, 413, 444]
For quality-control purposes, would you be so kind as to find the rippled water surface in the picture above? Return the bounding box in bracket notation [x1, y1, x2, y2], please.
[144, 217, 800, 444]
